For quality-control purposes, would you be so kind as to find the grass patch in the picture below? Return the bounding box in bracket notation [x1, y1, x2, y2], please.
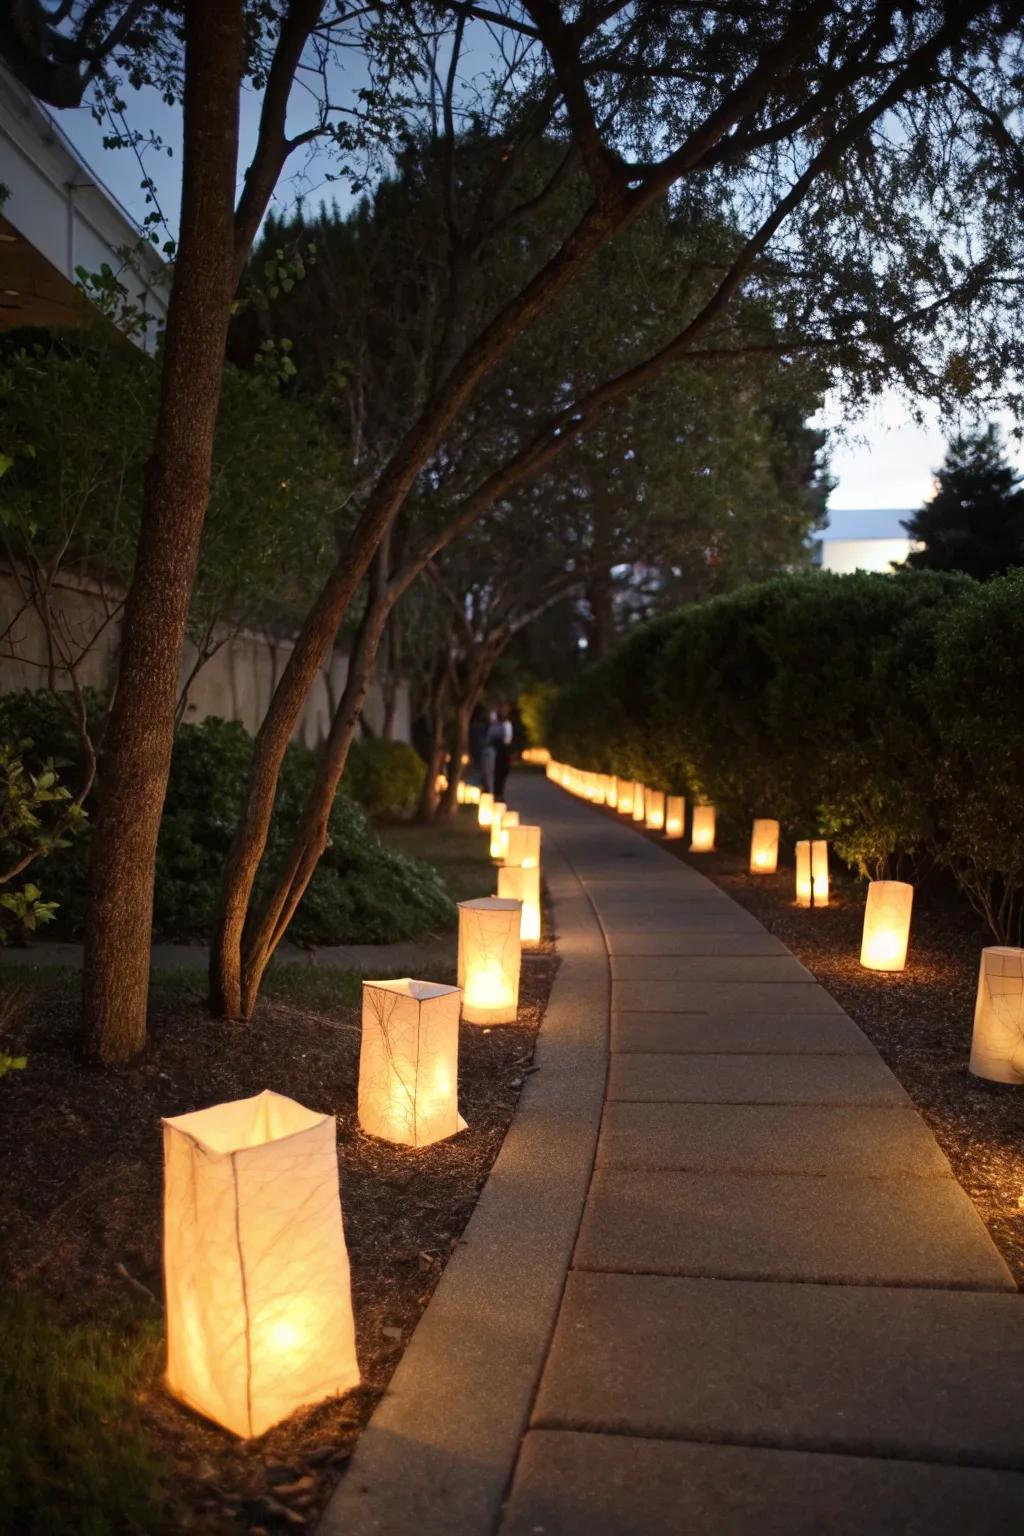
[0, 1291, 165, 1536]
[378, 810, 494, 904]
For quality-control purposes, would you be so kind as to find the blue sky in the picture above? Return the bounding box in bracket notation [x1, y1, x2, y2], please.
[55, 84, 1022, 518]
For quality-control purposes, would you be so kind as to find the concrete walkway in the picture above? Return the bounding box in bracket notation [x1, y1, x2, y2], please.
[326, 775, 1024, 1535]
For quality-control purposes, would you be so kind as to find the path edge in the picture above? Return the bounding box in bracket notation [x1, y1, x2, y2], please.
[320, 828, 609, 1536]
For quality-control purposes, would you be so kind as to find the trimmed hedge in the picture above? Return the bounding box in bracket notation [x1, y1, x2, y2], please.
[0, 698, 452, 946]
[549, 568, 1024, 941]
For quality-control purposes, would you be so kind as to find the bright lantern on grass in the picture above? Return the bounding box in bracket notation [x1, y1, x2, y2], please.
[478, 792, 495, 827]
[506, 823, 541, 869]
[665, 796, 685, 840]
[690, 804, 716, 852]
[860, 879, 913, 972]
[750, 818, 779, 873]
[499, 863, 540, 944]
[358, 979, 466, 1147]
[632, 785, 647, 823]
[488, 802, 508, 857]
[617, 780, 635, 816]
[458, 896, 522, 1024]
[162, 1090, 359, 1439]
[645, 789, 666, 831]
[969, 948, 1024, 1083]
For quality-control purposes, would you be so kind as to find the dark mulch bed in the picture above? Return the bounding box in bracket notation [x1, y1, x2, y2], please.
[647, 830, 1024, 1288]
[0, 931, 558, 1532]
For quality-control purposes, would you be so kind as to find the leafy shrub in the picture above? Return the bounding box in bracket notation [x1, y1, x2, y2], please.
[0, 698, 454, 945]
[547, 569, 1024, 933]
[923, 569, 1024, 942]
[344, 736, 425, 819]
[518, 681, 559, 748]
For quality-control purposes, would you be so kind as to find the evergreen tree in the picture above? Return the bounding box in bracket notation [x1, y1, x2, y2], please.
[904, 426, 1024, 579]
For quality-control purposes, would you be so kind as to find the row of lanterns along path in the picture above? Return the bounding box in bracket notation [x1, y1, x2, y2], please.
[546, 758, 1024, 1089]
[162, 791, 542, 1440]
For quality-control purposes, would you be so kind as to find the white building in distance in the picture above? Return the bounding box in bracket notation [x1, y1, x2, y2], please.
[813, 507, 920, 574]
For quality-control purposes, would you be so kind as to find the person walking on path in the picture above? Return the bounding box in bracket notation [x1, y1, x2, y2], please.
[491, 703, 514, 800]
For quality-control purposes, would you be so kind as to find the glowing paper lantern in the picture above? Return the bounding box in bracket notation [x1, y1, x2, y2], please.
[607, 775, 619, 809]
[860, 880, 914, 972]
[163, 1090, 359, 1439]
[795, 840, 813, 907]
[458, 896, 522, 1024]
[499, 863, 540, 944]
[632, 785, 647, 823]
[465, 782, 481, 806]
[506, 823, 541, 869]
[750, 818, 779, 874]
[690, 804, 716, 852]
[488, 802, 508, 857]
[493, 807, 519, 860]
[456, 780, 468, 805]
[812, 840, 830, 906]
[645, 789, 666, 831]
[617, 780, 635, 816]
[358, 979, 466, 1147]
[969, 948, 1024, 1083]
[665, 796, 685, 840]
[478, 792, 495, 828]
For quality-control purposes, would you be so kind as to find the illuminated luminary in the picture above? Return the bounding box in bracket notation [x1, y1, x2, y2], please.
[860, 879, 914, 972]
[617, 780, 635, 816]
[505, 823, 541, 869]
[690, 804, 716, 852]
[456, 780, 468, 805]
[498, 863, 541, 944]
[665, 796, 685, 840]
[465, 782, 481, 806]
[488, 803, 508, 857]
[645, 789, 666, 831]
[435, 774, 448, 793]
[632, 785, 647, 823]
[607, 775, 619, 810]
[478, 792, 495, 828]
[795, 840, 813, 907]
[358, 979, 466, 1148]
[521, 747, 551, 766]
[750, 818, 779, 874]
[969, 947, 1024, 1083]
[458, 896, 522, 1024]
[494, 808, 519, 860]
[811, 840, 830, 906]
[162, 1090, 359, 1439]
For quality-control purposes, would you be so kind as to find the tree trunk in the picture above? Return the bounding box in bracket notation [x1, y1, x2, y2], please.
[382, 608, 403, 739]
[415, 646, 450, 823]
[435, 644, 503, 821]
[233, 560, 396, 1018]
[82, 0, 242, 1064]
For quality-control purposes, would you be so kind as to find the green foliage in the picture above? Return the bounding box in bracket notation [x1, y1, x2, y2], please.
[344, 737, 425, 819]
[0, 723, 88, 942]
[548, 568, 1024, 939]
[517, 682, 558, 748]
[904, 425, 1024, 580]
[0, 1290, 166, 1536]
[0, 337, 351, 638]
[0, 699, 453, 946]
[923, 569, 1024, 943]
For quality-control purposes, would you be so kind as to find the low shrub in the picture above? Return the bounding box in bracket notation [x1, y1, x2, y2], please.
[547, 568, 1024, 941]
[344, 736, 425, 819]
[0, 698, 454, 946]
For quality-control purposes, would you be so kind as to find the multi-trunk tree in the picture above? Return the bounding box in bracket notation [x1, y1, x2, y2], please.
[8, 2, 1024, 1049]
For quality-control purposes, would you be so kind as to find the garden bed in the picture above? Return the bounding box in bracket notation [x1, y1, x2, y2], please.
[0, 924, 558, 1533]
[652, 832, 1024, 1288]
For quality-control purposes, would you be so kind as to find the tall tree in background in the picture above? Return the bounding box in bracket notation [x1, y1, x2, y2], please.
[904, 425, 1024, 579]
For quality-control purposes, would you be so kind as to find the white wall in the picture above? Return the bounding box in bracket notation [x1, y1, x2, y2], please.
[818, 536, 917, 575]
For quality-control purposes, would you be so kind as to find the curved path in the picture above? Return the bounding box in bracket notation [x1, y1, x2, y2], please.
[324, 774, 1024, 1536]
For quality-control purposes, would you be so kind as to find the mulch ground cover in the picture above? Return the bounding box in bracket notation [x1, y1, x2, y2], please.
[647, 829, 1024, 1288]
[0, 926, 558, 1532]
